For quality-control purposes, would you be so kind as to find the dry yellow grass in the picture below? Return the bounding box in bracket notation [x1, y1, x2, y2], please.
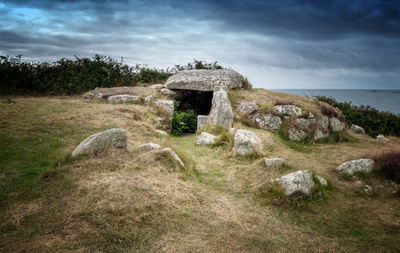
[1, 95, 400, 252]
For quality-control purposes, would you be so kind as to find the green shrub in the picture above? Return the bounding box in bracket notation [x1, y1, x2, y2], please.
[171, 110, 197, 136]
[317, 96, 400, 137]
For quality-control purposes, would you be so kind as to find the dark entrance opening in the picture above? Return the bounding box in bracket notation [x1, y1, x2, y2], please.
[170, 89, 213, 136]
[173, 90, 213, 115]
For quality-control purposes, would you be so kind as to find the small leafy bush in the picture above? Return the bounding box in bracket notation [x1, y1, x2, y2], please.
[317, 96, 400, 137]
[171, 110, 197, 136]
[374, 152, 400, 183]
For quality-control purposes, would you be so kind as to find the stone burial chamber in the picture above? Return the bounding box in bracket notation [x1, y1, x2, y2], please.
[165, 69, 245, 131]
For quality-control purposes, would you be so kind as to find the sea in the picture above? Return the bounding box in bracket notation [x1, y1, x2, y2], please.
[272, 89, 400, 114]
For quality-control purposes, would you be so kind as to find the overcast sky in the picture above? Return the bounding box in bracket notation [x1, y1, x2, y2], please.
[1, 0, 399, 89]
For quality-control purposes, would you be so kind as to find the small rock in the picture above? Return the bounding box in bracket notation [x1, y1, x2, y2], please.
[144, 95, 153, 104]
[233, 129, 264, 156]
[308, 112, 315, 119]
[197, 115, 209, 132]
[160, 88, 176, 96]
[364, 184, 373, 193]
[262, 158, 284, 169]
[150, 84, 164, 89]
[196, 132, 216, 145]
[72, 128, 127, 158]
[315, 175, 328, 186]
[236, 102, 259, 115]
[336, 159, 375, 175]
[156, 148, 186, 169]
[137, 143, 161, 151]
[274, 105, 303, 117]
[288, 127, 308, 141]
[329, 117, 345, 132]
[350, 124, 365, 134]
[376, 134, 389, 141]
[278, 170, 314, 196]
[107, 94, 139, 103]
[155, 130, 168, 136]
[228, 127, 237, 136]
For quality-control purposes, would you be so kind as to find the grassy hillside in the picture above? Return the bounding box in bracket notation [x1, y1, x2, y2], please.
[1, 93, 400, 252]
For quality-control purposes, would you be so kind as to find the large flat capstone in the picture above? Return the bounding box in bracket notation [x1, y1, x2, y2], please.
[165, 69, 244, 91]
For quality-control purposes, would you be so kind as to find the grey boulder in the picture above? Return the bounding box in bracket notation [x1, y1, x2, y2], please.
[72, 128, 127, 158]
[350, 124, 365, 134]
[262, 158, 284, 169]
[330, 117, 345, 132]
[318, 116, 330, 129]
[165, 69, 244, 91]
[274, 105, 303, 117]
[233, 129, 264, 156]
[251, 112, 282, 132]
[288, 127, 308, 141]
[196, 132, 216, 145]
[376, 134, 389, 141]
[278, 170, 314, 196]
[336, 159, 375, 175]
[154, 99, 174, 120]
[236, 102, 259, 115]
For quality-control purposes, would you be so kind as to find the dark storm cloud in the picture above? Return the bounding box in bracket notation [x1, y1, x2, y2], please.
[0, 0, 399, 88]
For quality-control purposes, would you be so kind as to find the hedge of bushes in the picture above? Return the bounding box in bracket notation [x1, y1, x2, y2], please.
[374, 152, 400, 184]
[317, 96, 400, 137]
[0, 55, 171, 95]
[0, 56, 226, 95]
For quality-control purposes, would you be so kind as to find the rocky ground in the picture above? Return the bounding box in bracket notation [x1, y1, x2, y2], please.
[1, 91, 400, 252]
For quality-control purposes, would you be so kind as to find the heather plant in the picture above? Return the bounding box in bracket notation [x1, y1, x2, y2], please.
[317, 96, 400, 137]
[374, 152, 400, 183]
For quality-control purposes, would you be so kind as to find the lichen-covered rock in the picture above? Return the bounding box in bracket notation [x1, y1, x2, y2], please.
[209, 90, 233, 128]
[314, 129, 329, 140]
[72, 128, 127, 158]
[318, 116, 329, 129]
[350, 124, 365, 134]
[288, 127, 308, 141]
[214, 85, 230, 94]
[251, 112, 282, 132]
[274, 105, 303, 117]
[262, 158, 284, 169]
[236, 102, 259, 115]
[315, 175, 328, 186]
[107, 95, 139, 103]
[160, 88, 176, 96]
[336, 159, 375, 175]
[197, 115, 209, 132]
[137, 143, 161, 151]
[156, 148, 186, 169]
[154, 99, 174, 120]
[233, 129, 264, 156]
[165, 69, 244, 91]
[295, 118, 315, 129]
[376, 134, 389, 141]
[196, 132, 216, 145]
[278, 170, 314, 196]
[329, 117, 345, 132]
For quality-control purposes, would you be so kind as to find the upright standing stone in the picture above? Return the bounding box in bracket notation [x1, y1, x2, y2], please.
[208, 87, 233, 128]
